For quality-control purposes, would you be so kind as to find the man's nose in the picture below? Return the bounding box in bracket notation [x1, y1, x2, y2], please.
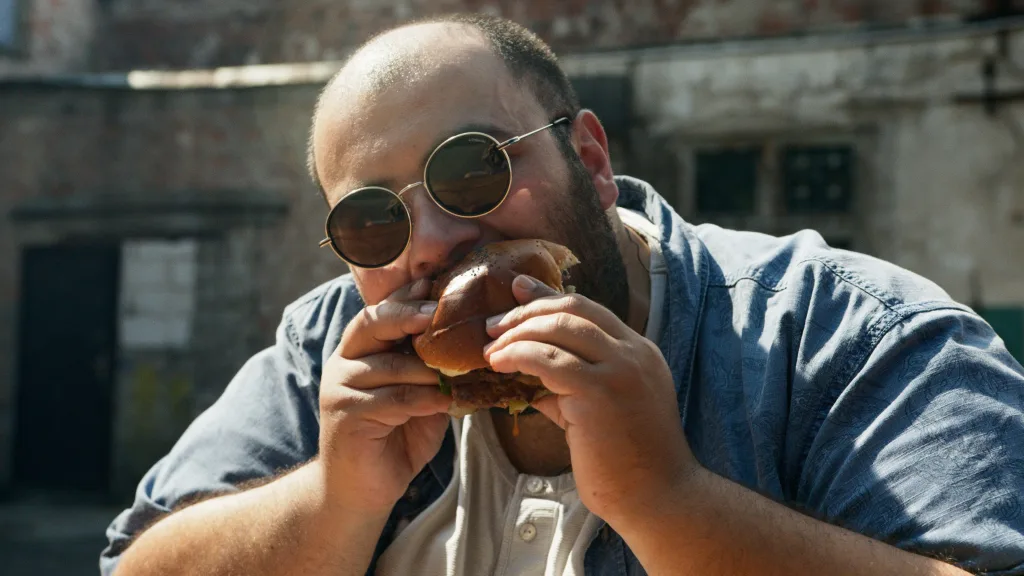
[405, 187, 481, 279]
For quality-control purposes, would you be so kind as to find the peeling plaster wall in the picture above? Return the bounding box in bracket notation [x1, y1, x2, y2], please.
[563, 30, 1024, 307]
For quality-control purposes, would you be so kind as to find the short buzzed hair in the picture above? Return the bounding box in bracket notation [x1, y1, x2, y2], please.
[306, 13, 581, 198]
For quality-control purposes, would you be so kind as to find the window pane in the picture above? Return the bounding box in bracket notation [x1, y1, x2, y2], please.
[782, 145, 854, 214]
[696, 147, 759, 215]
[0, 0, 16, 50]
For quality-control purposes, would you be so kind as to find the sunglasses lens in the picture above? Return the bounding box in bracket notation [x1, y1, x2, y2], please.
[426, 134, 511, 216]
[327, 187, 410, 268]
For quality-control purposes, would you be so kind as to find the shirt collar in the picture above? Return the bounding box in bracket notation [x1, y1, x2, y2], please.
[613, 175, 709, 419]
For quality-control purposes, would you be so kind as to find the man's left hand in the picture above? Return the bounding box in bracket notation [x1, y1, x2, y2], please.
[483, 274, 699, 527]
[483, 275, 977, 576]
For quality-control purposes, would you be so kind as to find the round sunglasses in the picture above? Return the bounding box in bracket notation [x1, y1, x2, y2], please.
[319, 117, 571, 268]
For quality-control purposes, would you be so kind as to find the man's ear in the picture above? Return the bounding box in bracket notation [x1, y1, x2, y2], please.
[570, 110, 618, 211]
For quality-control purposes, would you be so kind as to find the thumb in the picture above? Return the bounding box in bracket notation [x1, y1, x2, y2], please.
[386, 276, 432, 303]
[530, 394, 567, 430]
[511, 274, 558, 305]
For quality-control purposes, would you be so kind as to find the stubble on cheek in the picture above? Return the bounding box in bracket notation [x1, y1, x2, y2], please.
[544, 162, 630, 322]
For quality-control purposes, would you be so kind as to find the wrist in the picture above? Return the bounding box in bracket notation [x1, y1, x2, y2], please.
[609, 463, 712, 543]
[302, 458, 396, 527]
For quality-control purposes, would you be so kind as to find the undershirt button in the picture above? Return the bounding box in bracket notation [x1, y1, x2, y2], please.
[525, 477, 545, 494]
[518, 523, 538, 542]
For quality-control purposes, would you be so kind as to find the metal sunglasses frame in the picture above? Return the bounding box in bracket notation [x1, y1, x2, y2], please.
[319, 116, 571, 268]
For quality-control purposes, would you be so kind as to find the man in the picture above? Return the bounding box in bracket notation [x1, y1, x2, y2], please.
[103, 13, 1024, 576]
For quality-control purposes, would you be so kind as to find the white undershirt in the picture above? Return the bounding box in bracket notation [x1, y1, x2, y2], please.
[375, 209, 666, 576]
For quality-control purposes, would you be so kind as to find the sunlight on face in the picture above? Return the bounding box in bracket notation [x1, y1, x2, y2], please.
[312, 25, 582, 305]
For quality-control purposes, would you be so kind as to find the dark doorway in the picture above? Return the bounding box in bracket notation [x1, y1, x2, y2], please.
[13, 244, 120, 495]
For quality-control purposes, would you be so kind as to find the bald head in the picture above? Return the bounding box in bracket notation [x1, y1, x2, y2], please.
[327, 22, 490, 108]
[307, 14, 581, 197]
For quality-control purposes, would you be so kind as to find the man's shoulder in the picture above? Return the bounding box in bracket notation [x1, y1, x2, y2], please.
[693, 223, 961, 314]
[282, 273, 362, 324]
[277, 273, 364, 362]
[613, 174, 972, 349]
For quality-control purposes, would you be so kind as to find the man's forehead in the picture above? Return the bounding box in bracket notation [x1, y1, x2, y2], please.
[339, 22, 492, 94]
[313, 27, 544, 200]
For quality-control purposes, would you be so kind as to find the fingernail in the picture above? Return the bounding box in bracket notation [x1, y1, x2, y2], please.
[415, 277, 431, 292]
[514, 275, 536, 290]
[419, 302, 437, 315]
[482, 341, 494, 355]
[486, 313, 505, 327]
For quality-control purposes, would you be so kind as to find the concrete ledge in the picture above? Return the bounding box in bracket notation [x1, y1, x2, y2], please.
[0, 62, 342, 91]
[10, 189, 286, 219]
[8, 189, 290, 242]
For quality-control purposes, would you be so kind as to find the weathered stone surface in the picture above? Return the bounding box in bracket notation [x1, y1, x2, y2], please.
[0, 0, 1004, 73]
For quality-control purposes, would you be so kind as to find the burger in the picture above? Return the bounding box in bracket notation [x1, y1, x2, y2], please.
[412, 239, 579, 424]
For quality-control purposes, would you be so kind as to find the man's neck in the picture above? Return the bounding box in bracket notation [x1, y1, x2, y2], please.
[490, 409, 572, 477]
[613, 208, 652, 336]
[491, 208, 653, 476]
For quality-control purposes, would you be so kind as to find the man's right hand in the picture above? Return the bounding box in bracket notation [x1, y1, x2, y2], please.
[316, 277, 451, 515]
[114, 278, 449, 576]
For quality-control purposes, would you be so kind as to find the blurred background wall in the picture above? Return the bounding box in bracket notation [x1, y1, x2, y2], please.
[0, 0, 1022, 504]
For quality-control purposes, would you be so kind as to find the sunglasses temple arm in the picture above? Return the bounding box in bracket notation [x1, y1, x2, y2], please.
[319, 238, 332, 248]
[495, 116, 571, 150]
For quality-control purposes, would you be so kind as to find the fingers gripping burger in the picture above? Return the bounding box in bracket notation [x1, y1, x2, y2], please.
[412, 239, 579, 428]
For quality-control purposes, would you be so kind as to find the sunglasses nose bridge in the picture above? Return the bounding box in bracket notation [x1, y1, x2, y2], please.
[397, 181, 424, 198]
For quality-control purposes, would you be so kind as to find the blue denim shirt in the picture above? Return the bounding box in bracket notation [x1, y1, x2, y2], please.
[102, 176, 1024, 575]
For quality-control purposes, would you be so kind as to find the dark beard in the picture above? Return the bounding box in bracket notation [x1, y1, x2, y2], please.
[548, 154, 631, 325]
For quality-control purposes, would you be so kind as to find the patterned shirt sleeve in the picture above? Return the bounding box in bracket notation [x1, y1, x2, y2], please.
[798, 308, 1024, 574]
[98, 295, 328, 576]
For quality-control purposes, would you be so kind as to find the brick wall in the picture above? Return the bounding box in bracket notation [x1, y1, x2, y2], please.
[3, 0, 1019, 74]
[95, 0, 1001, 70]
[0, 83, 343, 489]
[0, 82, 343, 352]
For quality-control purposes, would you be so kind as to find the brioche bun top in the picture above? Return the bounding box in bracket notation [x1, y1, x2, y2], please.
[411, 239, 578, 376]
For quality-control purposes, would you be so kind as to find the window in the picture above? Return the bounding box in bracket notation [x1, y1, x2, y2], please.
[572, 75, 633, 174]
[679, 135, 865, 252]
[695, 147, 760, 215]
[782, 145, 854, 214]
[0, 0, 18, 51]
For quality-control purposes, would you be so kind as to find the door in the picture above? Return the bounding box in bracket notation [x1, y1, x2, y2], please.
[13, 244, 120, 494]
